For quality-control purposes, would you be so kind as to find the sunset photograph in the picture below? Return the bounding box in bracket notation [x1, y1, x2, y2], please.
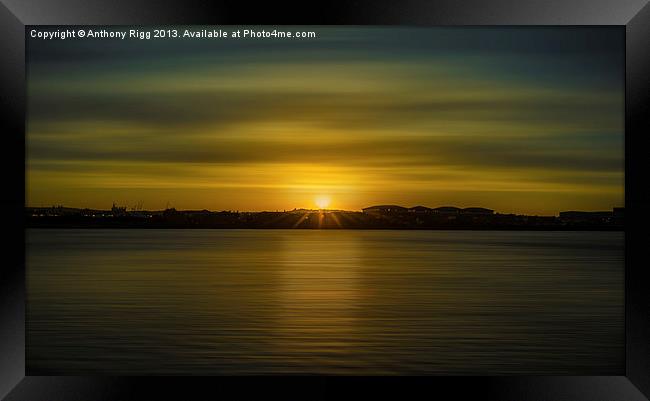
[25, 26, 625, 375]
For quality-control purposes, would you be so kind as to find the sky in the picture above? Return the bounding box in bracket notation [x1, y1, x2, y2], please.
[26, 27, 624, 215]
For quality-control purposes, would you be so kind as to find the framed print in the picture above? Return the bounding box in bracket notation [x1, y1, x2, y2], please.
[1, 0, 649, 399]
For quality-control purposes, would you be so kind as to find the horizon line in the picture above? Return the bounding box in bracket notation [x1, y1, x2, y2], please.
[25, 203, 625, 217]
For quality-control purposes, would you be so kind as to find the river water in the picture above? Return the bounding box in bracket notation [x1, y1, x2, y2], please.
[26, 229, 624, 375]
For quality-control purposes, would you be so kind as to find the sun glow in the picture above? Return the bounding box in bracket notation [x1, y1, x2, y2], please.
[314, 195, 331, 209]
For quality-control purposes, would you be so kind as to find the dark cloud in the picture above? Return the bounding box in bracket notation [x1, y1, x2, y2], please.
[28, 131, 622, 175]
[28, 85, 622, 136]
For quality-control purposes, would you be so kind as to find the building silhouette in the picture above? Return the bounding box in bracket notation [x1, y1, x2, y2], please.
[362, 205, 408, 214]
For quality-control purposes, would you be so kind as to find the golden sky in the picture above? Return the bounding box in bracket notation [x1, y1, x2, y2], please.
[27, 27, 624, 215]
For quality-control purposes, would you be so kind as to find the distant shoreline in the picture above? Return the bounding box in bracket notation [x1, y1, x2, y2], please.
[26, 206, 624, 231]
[26, 226, 623, 232]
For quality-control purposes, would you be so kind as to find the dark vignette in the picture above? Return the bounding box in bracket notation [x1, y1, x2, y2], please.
[626, 1, 650, 398]
[0, 1, 25, 400]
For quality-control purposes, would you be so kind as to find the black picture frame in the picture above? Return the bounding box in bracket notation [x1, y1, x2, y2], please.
[1, 1, 649, 399]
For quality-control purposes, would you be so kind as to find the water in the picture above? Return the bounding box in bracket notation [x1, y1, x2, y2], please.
[26, 229, 624, 375]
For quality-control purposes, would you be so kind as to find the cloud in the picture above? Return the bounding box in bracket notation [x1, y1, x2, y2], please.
[26, 27, 624, 212]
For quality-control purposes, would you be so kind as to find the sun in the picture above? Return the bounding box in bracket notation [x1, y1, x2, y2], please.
[314, 195, 331, 209]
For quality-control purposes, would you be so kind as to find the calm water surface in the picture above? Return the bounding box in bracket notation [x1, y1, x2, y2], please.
[27, 229, 624, 375]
